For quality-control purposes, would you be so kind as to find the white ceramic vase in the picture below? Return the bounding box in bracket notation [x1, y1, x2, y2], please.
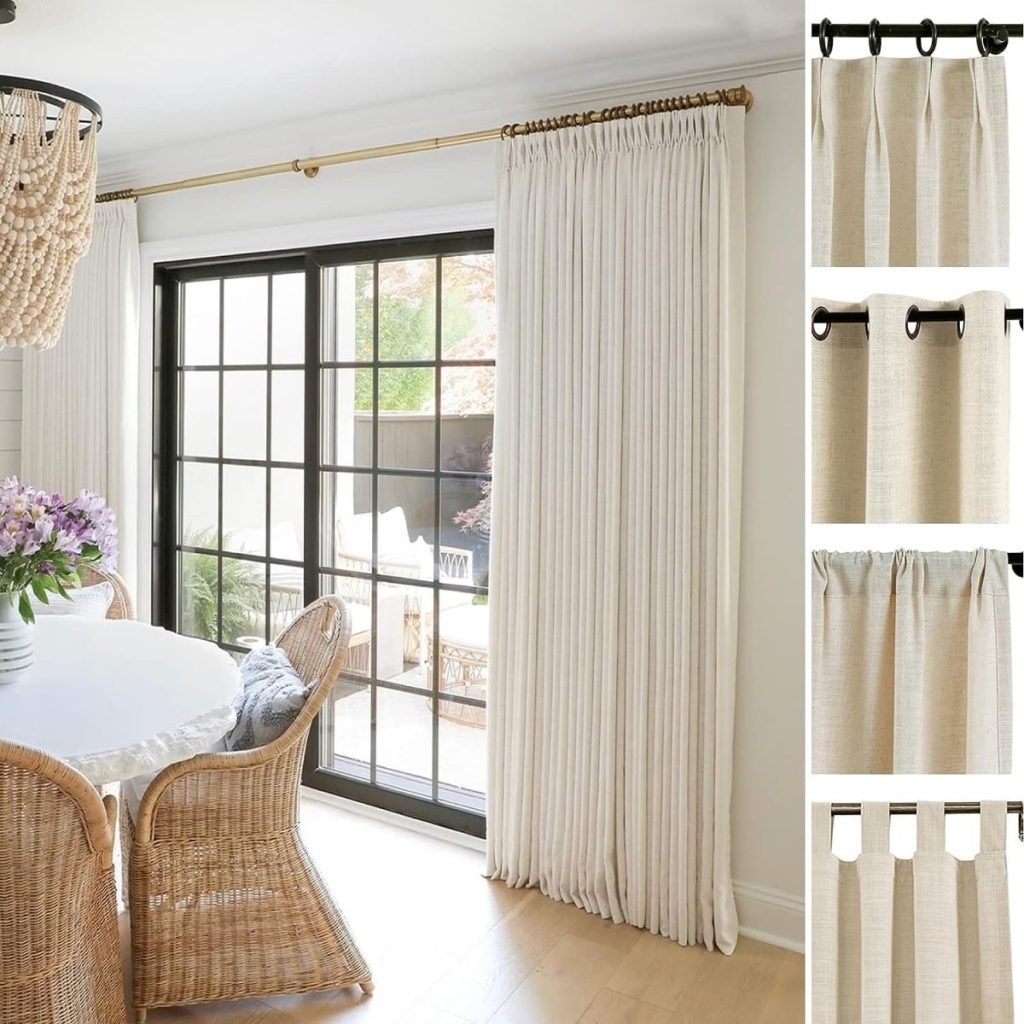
[0, 592, 34, 685]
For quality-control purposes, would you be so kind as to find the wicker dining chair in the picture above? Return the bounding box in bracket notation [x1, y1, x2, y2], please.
[78, 565, 135, 620]
[0, 740, 128, 1024]
[124, 595, 373, 1022]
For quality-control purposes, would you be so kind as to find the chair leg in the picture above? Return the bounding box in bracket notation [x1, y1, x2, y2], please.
[361, 980, 375, 994]
[134, 1010, 147, 1023]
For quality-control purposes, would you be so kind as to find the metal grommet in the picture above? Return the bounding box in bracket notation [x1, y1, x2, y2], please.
[916, 18, 938, 57]
[868, 19, 882, 56]
[977, 19, 994, 56]
[811, 306, 831, 340]
[905, 305, 921, 339]
[956, 304, 966, 339]
[818, 18, 834, 58]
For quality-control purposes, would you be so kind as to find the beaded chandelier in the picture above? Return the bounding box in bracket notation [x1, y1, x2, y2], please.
[0, 80, 101, 349]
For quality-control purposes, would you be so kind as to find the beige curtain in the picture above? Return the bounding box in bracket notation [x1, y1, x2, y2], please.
[486, 106, 746, 951]
[22, 200, 140, 594]
[812, 802, 1013, 1024]
[812, 57, 1008, 266]
[812, 550, 1011, 774]
[812, 291, 1010, 524]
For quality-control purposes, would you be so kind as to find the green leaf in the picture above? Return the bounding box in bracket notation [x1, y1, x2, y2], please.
[18, 590, 34, 625]
[30, 577, 50, 605]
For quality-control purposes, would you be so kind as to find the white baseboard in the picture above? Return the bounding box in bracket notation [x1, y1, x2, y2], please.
[302, 787, 805, 953]
[734, 880, 804, 954]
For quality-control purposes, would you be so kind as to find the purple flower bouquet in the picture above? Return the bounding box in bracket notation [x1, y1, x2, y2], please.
[0, 477, 118, 625]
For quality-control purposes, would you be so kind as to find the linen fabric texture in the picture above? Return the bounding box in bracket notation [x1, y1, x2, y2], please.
[812, 802, 1013, 1024]
[22, 199, 140, 594]
[812, 550, 1011, 774]
[812, 291, 1010, 523]
[486, 106, 746, 951]
[812, 57, 1008, 267]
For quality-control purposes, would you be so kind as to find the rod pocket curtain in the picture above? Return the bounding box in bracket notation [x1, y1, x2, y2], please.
[812, 550, 1011, 774]
[812, 57, 1009, 267]
[812, 291, 1010, 524]
[486, 106, 746, 952]
[21, 199, 140, 594]
[812, 802, 1013, 1024]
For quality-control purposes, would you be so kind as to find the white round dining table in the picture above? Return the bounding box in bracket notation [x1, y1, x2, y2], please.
[0, 616, 241, 785]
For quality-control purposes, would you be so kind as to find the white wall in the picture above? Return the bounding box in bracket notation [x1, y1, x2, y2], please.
[125, 60, 805, 950]
[731, 66, 805, 950]
[0, 350, 22, 478]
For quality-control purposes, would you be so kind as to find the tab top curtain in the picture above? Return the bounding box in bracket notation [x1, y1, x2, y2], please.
[812, 57, 1008, 267]
[812, 802, 1014, 1024]
[812, 291, 1010, 524]
[812, 549, 1011, 774]
[486, 105, 746, 951]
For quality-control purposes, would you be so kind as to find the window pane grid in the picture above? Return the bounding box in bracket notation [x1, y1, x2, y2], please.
[163, 236, 492, 831]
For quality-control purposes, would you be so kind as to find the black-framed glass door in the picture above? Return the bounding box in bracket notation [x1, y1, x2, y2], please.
[154, 230, 494, 836]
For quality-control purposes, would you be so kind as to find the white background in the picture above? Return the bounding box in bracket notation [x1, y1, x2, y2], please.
[805, 0, 1024, 1017]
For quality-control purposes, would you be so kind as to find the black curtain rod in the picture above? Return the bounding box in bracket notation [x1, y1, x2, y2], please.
[812, 305, 1024, 340]
[831, 801, 1024, 840]
[813, 19, 1022, 57]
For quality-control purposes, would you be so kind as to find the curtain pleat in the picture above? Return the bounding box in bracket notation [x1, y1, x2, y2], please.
[812, 291, 1010, 524]
[813, 802, 1013, 1024]
[811, 57, 1008, 267]
[812, 549, 1011, 774]
[486, 106, 745, 952]
[21, 200, 140, 593]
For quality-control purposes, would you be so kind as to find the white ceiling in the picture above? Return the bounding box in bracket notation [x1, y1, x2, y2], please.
[1, 0, 802, 166]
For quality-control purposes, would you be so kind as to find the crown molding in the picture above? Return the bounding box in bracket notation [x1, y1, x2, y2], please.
[97, 44, 802, 190]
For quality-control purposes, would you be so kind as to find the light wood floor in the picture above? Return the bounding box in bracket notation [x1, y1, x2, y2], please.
[124, 794, 804, 1024]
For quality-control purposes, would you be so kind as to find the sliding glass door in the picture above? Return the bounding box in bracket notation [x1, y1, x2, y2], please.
[154, 231, 493, 834]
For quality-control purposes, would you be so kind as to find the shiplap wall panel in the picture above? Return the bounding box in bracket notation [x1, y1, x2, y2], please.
[0, 348, 22, 480]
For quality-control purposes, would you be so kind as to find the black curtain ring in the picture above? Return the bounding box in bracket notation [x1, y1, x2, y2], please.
[811, 306, 831, 341]
[977, 19, 995, 56]
[864, 310, 870, 340]
[868, 19, 882, 56]
[916, 19, 938, 57]
[956, 304, 966, 339]
[905, 305, 921, 339]
[818, 18, 834, 58]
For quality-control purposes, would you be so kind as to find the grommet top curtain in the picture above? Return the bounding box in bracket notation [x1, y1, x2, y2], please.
[21, 200, 140, 594]
[486, 105, 746, 952]
[812, 292, 1010, 524]
[812, 549, 1012, 774]
[812, 802, 1014, 1024]
[812, 57, 1009, 266]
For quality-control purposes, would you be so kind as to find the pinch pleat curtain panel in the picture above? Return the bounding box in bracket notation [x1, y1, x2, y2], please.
[486, 106, 746, 952]
[22, 199, 140, 591]
[812, 550, 1012, 774]
[812, 292, 1011, 523]
[812, 57, 1009, 266]
[812, 802, 1014, 1024]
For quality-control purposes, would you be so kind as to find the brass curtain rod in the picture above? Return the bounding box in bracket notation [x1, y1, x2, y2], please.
[95, 85, 752, 204]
